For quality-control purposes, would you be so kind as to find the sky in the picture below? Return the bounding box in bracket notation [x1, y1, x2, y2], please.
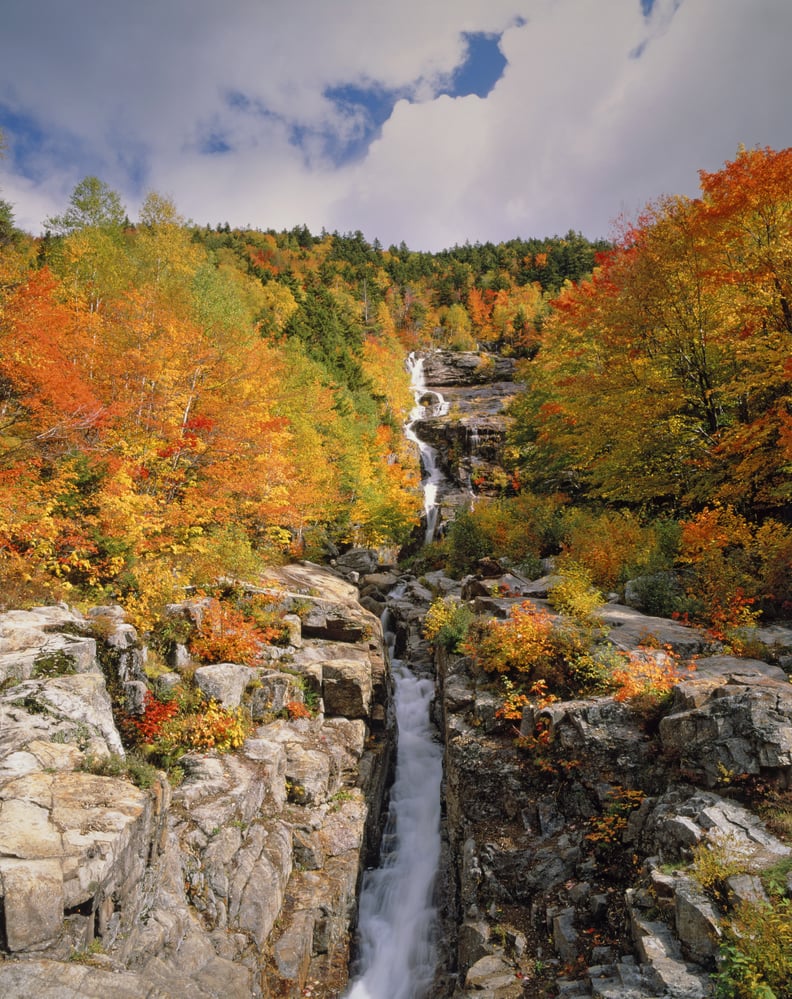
[0, 0, 790, 252]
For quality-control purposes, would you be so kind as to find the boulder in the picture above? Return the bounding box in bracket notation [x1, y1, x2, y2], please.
[660, 671, 792, 785]
[193, 663, 253, 708]
[322, 659, 372, 718]
[0, 605, 98, 684]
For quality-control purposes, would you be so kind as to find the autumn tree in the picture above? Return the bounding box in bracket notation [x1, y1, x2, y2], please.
[508, 148, 792, 517]
[46, 176, 127, 234]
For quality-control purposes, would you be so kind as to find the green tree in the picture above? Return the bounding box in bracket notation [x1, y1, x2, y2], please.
[46, 176, 127, 234]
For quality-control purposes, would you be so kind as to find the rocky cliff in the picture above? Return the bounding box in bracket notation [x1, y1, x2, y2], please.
[354, 560, 792, 999]
[0, 563, 394, 998]
[409, 350, 522, 523]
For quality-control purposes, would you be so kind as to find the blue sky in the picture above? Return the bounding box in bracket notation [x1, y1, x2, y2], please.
[1, 0, 790, 250]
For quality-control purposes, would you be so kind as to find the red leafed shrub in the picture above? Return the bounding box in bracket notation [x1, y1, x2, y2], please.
[285, 700, 312, 720]
[189, 598, 265, 666]
[121, 690, 179, 744]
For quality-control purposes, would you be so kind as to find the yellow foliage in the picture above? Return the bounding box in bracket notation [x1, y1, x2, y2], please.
[466, 600, 555, 675]
[163, 699, 249, 752]
[611, 647, 693, 703]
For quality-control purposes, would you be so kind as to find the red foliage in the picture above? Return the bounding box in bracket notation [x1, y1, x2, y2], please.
[122, 690, 179, 744]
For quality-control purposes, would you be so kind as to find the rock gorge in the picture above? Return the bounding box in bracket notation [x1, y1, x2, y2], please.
[1, 350, 792, 998]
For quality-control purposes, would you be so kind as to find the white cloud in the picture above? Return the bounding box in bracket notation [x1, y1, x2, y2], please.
[1, 0, 791, 248]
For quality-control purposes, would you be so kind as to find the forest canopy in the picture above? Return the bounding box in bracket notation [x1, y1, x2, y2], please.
[3, 142, 791, 632]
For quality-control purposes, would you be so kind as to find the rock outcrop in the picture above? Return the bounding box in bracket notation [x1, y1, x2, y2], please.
[408, 351, 523, 525]
[0, 563, 394, 998]
[422, 561, 792, 998]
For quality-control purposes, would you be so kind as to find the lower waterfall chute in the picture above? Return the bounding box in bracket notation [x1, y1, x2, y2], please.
[345, 661, 443, 999]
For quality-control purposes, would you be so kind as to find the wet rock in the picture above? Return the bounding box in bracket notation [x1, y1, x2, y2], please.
[419, 350, 517, 387]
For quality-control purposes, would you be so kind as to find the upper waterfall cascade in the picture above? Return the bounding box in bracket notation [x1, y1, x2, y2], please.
[405, 352, 450, 544]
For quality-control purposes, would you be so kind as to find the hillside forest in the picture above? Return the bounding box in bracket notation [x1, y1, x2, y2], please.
[1, 145, 792, 647]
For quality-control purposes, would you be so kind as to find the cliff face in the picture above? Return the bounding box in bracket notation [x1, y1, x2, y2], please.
[0, 563, 394, 998]
[394, 349, 792, 998]
[409, 350, 523, 524]
[360, 560, 792, 999]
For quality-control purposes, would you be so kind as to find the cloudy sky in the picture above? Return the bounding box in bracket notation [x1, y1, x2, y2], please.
[0, 0, 790, 251]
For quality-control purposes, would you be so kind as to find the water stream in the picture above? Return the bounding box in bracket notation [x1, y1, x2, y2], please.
[405, 352, 449, 544]
[345, 353, 447, 999]
[345, 652, 443, 999]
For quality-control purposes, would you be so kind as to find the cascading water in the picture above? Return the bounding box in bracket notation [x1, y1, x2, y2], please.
[405, 352, 449, 544]
[345, 353, 448, 999]
[345, 602, 443, 999]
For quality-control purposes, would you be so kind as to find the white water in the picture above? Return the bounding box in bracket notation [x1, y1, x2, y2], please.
[345, 659, 443, 999]
[345, 366, 448, 997]
[405, 353, 449, 543]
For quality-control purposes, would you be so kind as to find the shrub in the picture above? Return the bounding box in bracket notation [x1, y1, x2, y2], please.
[161, 698, 250, 752]
[716, 899, 792, 998]
[120, 689, 179, 745]
[584, 786, 646, 854]
[558, 508, 656, 590]
[678, 507, 760, 639]
[285, 699, 313, 720]
[628, 571, 686, 618]
[464, 600, 555, 677]
[464, 599, 618, 700]
[691, 832, 753, 906]
[246, 594, 290, 645]
[611, 646, 693, 706]
[189, 597, 266, 666]
[548, 560, 604, 625]
[80, 751, 160, 790]
[444, 508, 492, 576]
[423, 597, 475, 653]
[565, 645, 622, 696]
[753, 519, 792, 618]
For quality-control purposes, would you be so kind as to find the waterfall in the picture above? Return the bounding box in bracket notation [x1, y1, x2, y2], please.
[345, 358, 448, 998]
[345, 658, 443, 999]
[405, 353, 448, 544]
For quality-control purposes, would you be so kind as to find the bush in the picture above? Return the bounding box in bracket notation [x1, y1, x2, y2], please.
[189, 597, 266, 666]
[120, 689, 179, 745]
[558, 508, 657, 590]
[159, 698, 250, 752]
[611, 647, 693, 707]
[628, 571, 686, 618]
[678, 507, 760, 639]
[80, 751, 160, 790]
[717, 899, 792, 998]
[548, 560, 603, 624]
[444, 508, 492, 576]
[565, 644, 623, 696]
[464, 600, 555, 676]
[691, 831, 753, 906]
[442, 493, 563, 578]
[423, 597, 475, 653]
